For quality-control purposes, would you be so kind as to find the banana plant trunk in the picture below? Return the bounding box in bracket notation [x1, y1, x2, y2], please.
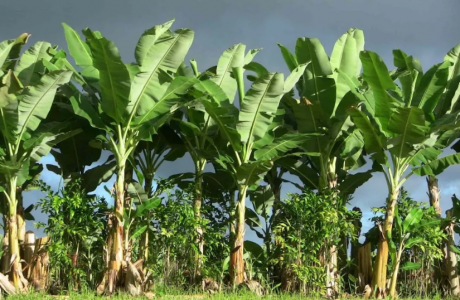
[7, 177, 22, 289]
[427, 175, 445, 289]
[427, 176, 442, 216]
[230, 186, 248, 285]
[194, 165, 204, 277]
[17, 188, 25, 251]
[326, 171, 339, 299]
[446, 209, 460, 297]
[123, 165, 133, 263]
[107, 164, 125, 294]
[388, 245, 404, 298]
[372, 188, 400, 298]
[139, 175, 153, 263]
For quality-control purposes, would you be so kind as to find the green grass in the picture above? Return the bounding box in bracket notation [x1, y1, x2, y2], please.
[7, 294, 320, 300]
[4, 293, 449, 300]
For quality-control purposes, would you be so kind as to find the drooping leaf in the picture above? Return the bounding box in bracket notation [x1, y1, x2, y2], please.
[81, 161, 116, 192]
[244, 240, 265, 258]
[17, 70, 73, 141]
[277, 157, 319, 189]
[254, 133, 318, 161]
[249, 185, 275, 216]
[412, 152, 460, 176]
[339, 171, 372, 196]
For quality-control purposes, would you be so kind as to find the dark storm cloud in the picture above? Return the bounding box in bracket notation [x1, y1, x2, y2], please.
[1, 0, 459, 240]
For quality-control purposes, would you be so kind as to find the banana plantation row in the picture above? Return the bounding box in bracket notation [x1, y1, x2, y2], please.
[0, 19, 460, 299]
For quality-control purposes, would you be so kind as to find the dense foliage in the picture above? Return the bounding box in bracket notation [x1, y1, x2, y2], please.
[0, 20, 459, 299]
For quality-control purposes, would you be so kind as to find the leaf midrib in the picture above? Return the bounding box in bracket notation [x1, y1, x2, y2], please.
[130, 32, 183, 123]
[17, 72, 65, 149]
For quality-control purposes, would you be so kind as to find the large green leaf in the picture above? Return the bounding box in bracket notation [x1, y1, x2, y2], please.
[360, 50, 399, 130]
[249, 185, 275, 216]
[0, 39, 18, 73]
[17, 70, 72, 142]
[412, 61, 450, 113]
[134, 20, 174, 66]
[0, 33, 29, 73]
[410, 148, 442, 167]
[29, 128, 83, 162]
[387, 106, 429, 157]
[201, 98, 241, 152]
[412, 152, 460, 176]
[331, 29, 364, 107]
[130, 23, 194, 117]
[347, 107, 385, 162]
[135, 197, 161, 218]
[82, 161, 117, 192]
[277, 157, 319, 189]
[211, 44, 245, 103]
[87, 36, 130, 123]
[295, 37, 336, 117]
[401, 262, 422, 271]
[339, 171, 372, 196]
[237, 72, 285, 146]
[403, 208, 423, 231]
[277, 43, 298, 72]
[69, 91, 105, 129]
[244, 240, 264, 258]
[254, 133, 318, 161]
[132, 76, 198, 126]
[14, 41, 53, 86]
[0, 70, 20, 143]
[237, 161, 273, 186]
[284, 64, 307, 93]
[392, 49, 422, 106]
[440, 44, 460, 114]
[62, 23, 93, 68]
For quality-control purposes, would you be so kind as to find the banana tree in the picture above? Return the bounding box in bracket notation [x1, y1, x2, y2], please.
[0, 36, 75, 289]
[196, 55, 309, 284]
[58, 20, 196, 293]
[168, 44, 262, 275]
[343, 48, 460, 298]
[277, 29, 372, 296]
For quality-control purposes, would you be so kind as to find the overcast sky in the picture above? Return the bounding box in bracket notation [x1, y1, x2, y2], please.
[1, 0, 460, 242]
